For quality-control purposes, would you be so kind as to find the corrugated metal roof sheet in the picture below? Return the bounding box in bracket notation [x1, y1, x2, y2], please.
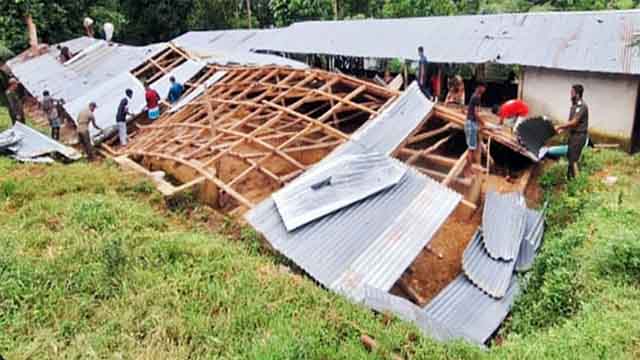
[64, 72, 146, 138]
[248, 160, 461, 302]
[1, 122, 81, 161]
[150, 60, 207, 99]
[273, 153, 406, 231]
[362, 286, 476, 343]
[516, 116, 557, 158]
[350, 82, 432, 155]
[7, 39, 164, 112]
[255, 10, 640, 75]
[462, 229, 517, 299]
[423, 274, 520, 345]
[516, 206, 546, 272]
[482, 192, 527, 261]
[172, 29, 278, 54]
[205, 51, 309, 69]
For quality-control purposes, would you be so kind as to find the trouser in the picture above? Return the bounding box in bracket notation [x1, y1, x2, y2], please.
[51, 127, 60, 141]
[567, 133, 587, 180]
[117, 122, 127, 146]
[78, 130, 95, 161]
[419, 84, 433, 100]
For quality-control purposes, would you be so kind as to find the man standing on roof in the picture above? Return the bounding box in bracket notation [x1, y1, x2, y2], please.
[497, 99, 529, 132]
[116, 89, 134, 146]
[5, 79, 25, 125]
[77, 102, 102, 161]
[555, 84, 589, 180]
[167, 77, 184, 104]
[144, 82, 161, 121]
[42, 90, 63, 141]
[417, 46, 434, 101]
[463, 82, 487, 177]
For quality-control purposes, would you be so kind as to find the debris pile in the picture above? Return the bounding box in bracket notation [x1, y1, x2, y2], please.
[0, 123, 81, 163]
[359, 192, 545, 346]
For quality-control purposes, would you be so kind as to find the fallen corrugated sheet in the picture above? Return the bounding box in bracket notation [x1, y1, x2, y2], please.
[351, 82, 432, 155]
[256, 10, 640, 75]
[0, 122, 81, 161]
[272, 153, 406, 231]
[64, 72, 146, 138]
[462, 229, 517, 299]
[482, 192, 527, 261]
[247, 149, 461, 302]
[516, 206, 546, 272]
[150, 60, 207, 99]
[169, 71, 228, 113]
[423, 274, 520, 345]
[363, 286, 475, 343]
[516, 116, 557, 159]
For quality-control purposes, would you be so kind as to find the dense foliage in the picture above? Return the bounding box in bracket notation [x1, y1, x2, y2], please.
[1, 0, 639, 53]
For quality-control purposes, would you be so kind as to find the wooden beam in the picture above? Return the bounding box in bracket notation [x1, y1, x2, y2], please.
[443, 150, 469, 187]
[407, 123, 453, 145]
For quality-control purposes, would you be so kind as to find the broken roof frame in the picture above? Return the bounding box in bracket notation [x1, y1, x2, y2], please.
[121, 66, 399, 212]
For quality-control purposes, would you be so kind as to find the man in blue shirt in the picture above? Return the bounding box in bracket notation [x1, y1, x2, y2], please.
[417, 46, 434, 101]
[167, 77, 184, 103]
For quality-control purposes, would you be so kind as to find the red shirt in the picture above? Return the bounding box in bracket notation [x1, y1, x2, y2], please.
[145, 89, 160, 108]
[499, 99, 529, 118]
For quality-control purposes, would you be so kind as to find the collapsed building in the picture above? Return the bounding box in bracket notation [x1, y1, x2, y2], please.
[8, 10, 614, 346]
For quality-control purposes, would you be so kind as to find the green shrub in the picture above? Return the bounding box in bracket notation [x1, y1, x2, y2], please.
[596, 227, 640, 284]
[71, 198, 118, 232]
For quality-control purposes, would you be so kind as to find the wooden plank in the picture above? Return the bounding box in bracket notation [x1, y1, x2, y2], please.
[407, 123, 453, 145]
[263, 100, 350, 141]
[443, 150, 469, 187]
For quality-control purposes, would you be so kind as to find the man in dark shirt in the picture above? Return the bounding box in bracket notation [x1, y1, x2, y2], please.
[5, 79, 25, 125]
[417, 46, 434, 101]
[556, 84, 589, 179]
[463, 82, 487, 177]
[116, 89, 134, 146]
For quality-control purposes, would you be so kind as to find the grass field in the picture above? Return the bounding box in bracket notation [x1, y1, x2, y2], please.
[1, 107, 640, 359]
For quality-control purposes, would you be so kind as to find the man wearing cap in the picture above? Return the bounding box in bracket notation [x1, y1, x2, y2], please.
[116, 89, 134, 146]
[5, 79, 25, 125]
[77, 102, 102, 161]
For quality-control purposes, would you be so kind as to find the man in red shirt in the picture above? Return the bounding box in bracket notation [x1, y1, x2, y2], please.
[145, 82, 161, 121]
[497, 99, 529, 131]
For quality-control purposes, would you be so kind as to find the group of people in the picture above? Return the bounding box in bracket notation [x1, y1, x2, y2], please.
[3, 75, 185, 162]
[78, 76, 184, 160]
[416, 46, 589, 181]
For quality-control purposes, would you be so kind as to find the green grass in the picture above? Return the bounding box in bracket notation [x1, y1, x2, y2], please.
[2, 104, 640, 359]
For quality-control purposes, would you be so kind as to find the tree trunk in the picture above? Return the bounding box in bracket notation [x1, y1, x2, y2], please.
[333, 0, 339, 20]
[26, 14, 38, 53]
[246, 0, 252, 29]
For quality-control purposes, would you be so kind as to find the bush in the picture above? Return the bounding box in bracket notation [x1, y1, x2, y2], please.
[596, 228, 640, 284]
